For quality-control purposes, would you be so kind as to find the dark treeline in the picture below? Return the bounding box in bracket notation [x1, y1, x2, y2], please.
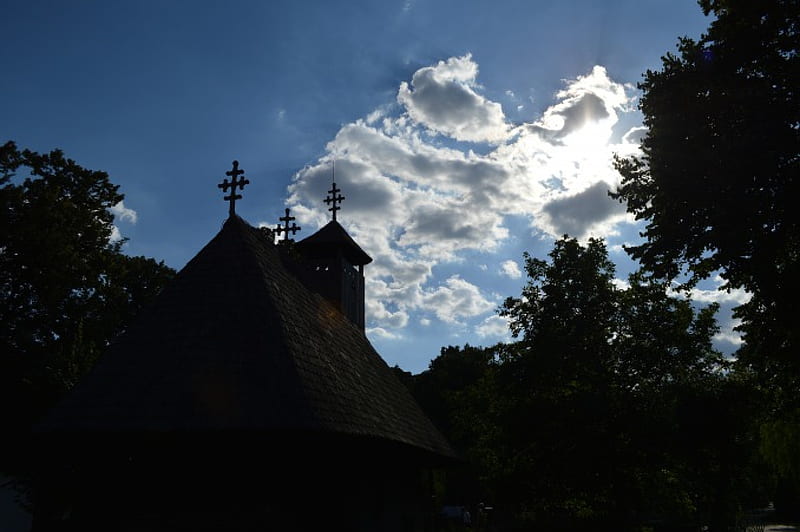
[396, 237, 775, 531]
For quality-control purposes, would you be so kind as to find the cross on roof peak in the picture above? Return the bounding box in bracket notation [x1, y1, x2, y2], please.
[275, 208, 301, 243]
[217, 160, 250, 217]
[324, 181, 345, 222]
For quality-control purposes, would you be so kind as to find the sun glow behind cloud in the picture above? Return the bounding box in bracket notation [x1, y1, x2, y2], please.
[563, 121, 612, 153]
[284, 55, 642, 342]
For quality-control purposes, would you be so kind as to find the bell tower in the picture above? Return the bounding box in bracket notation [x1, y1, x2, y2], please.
[293, 182, 372, 330]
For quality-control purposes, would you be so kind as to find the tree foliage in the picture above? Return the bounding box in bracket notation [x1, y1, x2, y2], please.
[611, 0, 800, 394]
[0, 141, 175, 438]
[406, 237, 762, 530]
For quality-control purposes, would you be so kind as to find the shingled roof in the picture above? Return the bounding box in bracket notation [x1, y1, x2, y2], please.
[40, 215, 455, 460]
[295, 219, 373, 265]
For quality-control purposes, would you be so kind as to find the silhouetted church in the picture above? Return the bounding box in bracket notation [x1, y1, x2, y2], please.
[35, 162, 455, 531]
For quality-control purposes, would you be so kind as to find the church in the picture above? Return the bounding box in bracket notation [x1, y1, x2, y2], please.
[34, 161, 455, 531]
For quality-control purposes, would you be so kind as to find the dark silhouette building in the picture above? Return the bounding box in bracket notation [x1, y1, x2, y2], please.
[35, 171, 454, 531]
[294, 219, 372, 330]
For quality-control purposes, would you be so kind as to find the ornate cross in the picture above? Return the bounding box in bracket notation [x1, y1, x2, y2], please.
[275, 208, 301, 242]
[324, 181, 345, 221]
[218, 160, 250, 216]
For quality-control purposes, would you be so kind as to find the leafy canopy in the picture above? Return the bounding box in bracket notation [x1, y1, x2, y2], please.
[411, 237, 740, 529]
[612, 0, 800, 393]
[0, 141, 175, 430]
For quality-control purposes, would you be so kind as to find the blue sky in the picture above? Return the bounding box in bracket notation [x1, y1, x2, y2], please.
[2, 1, 746, 373]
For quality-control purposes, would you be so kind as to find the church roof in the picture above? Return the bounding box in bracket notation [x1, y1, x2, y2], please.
[296, 220, 372, 265]
[40, 216, 454, 460]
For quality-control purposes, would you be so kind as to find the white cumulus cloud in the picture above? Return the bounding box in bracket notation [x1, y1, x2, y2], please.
[669, 275, 752, 307]
[109, 201, 138, 242]
[367, 327, 401, 340]
[110, 201, 138, 224]
[285, 56, 639, 333]
[397, 54, 509, 144]
[476, 314, 511, 339]
[109, 225, 123, 242]
[539, 181, 628, 238]
[689, 277, 752, 306]
[500, 260, 523, 279]
[714, 329, 745, 347]
[420, 275, 496, 324]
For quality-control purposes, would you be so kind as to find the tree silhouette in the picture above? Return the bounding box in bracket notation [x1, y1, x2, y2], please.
[405, 237, 757, 530]
[0, 141, 174, 474]
[612, 1, 800, 514]
[612, 0, 799, 399]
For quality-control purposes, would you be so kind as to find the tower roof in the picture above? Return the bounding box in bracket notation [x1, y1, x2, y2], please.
[40, 216, 453, 460]
[296, 220, 372, 265]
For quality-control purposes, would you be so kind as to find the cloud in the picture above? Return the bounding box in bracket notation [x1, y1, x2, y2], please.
[285, 56, 637, 332]
[419, 275, 495, 324]
[367, 327, 401, 340]
[109, 225, 123, 242]
[609, 242, 632, 254]
[476, 314, 511, 339]
[669, 275, 752, 307]
[611, 277, 630, 290]
[689, 276, 751, 306]
[558, 66, 631, 114]
[714, 329, 745, 347]
[500, 259, 523, 279]
[532, 66, 630, 141]
[540, 181, 628, 238]
[712, 315, 745, 350]
[367, 299, 410, 329]
[108, 201, 137, 244]
[690, 286, 751, 306]
[110, 201, 137, 224]
[666, 275, 750, 352]
[397, 54, 509, 143]
[622, 126, 647, 145]
[554, 93, 609, 137]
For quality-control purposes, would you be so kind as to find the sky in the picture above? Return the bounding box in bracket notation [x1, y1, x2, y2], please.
[1, 1, 748, 373]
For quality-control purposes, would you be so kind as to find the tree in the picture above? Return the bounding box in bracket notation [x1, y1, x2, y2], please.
[396, 345, 498, 507]
[0, 141, 174, 456]
[497, 240, 620, 528]
[399, 237, 761, 529]
[448, 237, 748, 530]
[611, 0, 800, 398]
[409, 345, 495, 436]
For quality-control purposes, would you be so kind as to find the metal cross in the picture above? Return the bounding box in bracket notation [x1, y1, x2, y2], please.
[275, 208, 301, 242]
[217, 160, 250, 216]
[324, 181, 345, 221]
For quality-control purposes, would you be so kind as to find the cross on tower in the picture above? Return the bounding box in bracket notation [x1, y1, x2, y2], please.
[275, 208, 301, 242]
[217, 160, 250, 217]
[324, 182, 345, 221]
